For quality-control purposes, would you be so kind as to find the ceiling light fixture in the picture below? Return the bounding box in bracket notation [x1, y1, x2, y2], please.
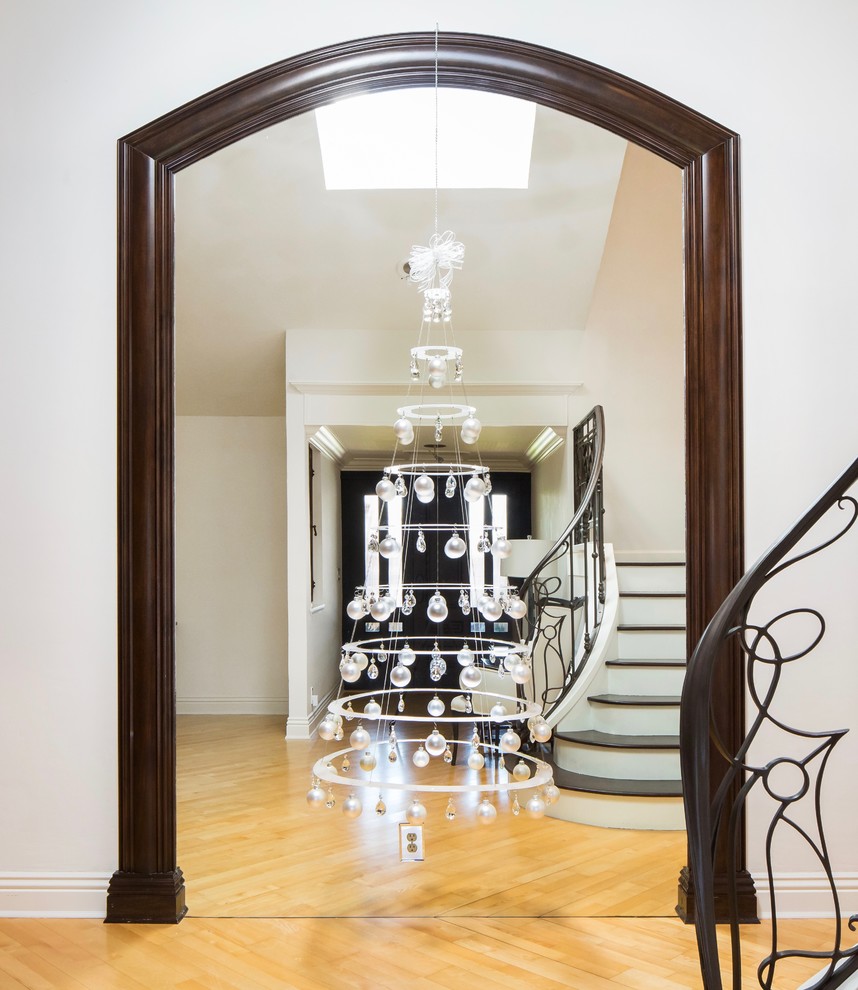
[307, 29, 557, 830]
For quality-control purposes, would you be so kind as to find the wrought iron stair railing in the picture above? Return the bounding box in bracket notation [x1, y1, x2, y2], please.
[681, 457, 858, 990]
[519, 405, 607, 724]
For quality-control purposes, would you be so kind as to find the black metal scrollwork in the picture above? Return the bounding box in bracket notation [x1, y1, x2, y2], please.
[682, 465, 858, 990]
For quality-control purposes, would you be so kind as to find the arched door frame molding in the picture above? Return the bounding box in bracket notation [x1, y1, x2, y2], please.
[108, 31, 748, 923]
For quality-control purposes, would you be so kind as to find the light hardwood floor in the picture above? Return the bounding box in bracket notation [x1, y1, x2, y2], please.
[0, 716, 846, 988]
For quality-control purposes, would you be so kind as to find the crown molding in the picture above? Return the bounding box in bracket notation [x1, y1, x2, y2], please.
[308, 426, 346, 462]
[290, 380, 583, 397]
[526, 426, 566, 464]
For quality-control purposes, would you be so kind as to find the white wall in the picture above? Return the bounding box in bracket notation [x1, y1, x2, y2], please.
[3, 0, 858, 917]
[175, 416, 288, 714]
[532, 146, 684, 556]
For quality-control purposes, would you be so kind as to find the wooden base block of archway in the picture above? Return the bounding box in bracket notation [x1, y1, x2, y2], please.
[105, 869, 187, 924]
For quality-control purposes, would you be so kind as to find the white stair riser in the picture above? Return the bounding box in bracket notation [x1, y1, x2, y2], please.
[547, 790, 685, 830]
[591, 702, 680, 735]
[618, 596, 686, 625]
[616, 565, 686, 594]
[554, 739, 680, 780]
[606, 664, 686, 695]
[618, 629, 686, 660]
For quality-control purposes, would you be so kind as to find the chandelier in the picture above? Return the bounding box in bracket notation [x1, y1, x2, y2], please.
[306, 32, 559, 830]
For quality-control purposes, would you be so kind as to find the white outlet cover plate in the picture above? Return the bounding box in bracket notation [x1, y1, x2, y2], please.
[399, 823, 424, 862]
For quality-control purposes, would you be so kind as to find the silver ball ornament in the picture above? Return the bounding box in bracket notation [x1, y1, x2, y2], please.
[476, 798, 497, 824]
[349, 725, 371, 750]
[375, 478, 396, 502]
[306, 785, 326, 809]
[500, 728, 522, 752]
[390, 663, 412, 688]
[424, 729, 447, 757]
[526, 794, 546, 819]
[340, 660, 361, 683]
[342, 794, 363, 819]
[459, 664, 482, 690]
[412, 746, 430, 768]
[444, 534, 467, 558]
[406, 800, 427, 825]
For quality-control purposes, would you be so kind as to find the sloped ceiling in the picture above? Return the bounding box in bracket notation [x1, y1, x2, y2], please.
[175, 96, 629, 465]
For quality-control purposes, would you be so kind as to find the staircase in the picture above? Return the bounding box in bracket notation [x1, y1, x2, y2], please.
[547, 558, 687, 830]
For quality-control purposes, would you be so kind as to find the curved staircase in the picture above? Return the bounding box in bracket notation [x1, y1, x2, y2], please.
[547, 558, 687, 830]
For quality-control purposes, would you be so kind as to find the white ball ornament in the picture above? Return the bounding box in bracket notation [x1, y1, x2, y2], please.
[467, 749, 486, 771]
[340, 660, 361, 683]
[318, 716, 336, 741]
[476, 798, 498, 824]
[346, 597, 367, 621]
[542, 783, 561, 805]
[525, 794, 547, 819]
[412, 746, 430, 768]
[359, 750, 377, 772]
[352, 651, 369, 671]
[363, 699, 382, 718]
[459, 664, 482, 690]
[464, 476, 487, 502]
[375, 478, 396, 502]
[500, 728, 522, 753]
[512, 760, 531, 781]
[406, 800, 427, 825]
[460, 416, 482, 444]
[427, 593, 448, 623]
[457, 644, 475, 666]
[510, 661, 532, 685]
[428, 356, 447, 376]
[390, 663, 412, 688]
[378, 536, 401, 558]
[425, 729, 447, 757]
[306, 784, 326, 809]
[349, 725, 371, 751]
[427, 695, 446, 717]
[393, 417, 414, 443]
[506, 597, 527, 620]
[398, 644, 416, 666]
[444, 534, 467, 558]
[414, 474, 435, 503]
[531, 719, 552, 743]
[342, 794, 363, 819]
[480, 598, 503, 621]
[490, 703, 508, 720]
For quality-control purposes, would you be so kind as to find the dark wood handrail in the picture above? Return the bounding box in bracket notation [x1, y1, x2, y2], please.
[681, 456, 858, 989]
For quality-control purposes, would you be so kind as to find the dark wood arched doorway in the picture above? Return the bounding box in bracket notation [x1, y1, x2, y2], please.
[108, 32, 746, 923]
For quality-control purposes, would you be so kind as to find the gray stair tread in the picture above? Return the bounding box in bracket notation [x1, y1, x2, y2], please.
[588, 693, 681, 707]
[606, 658, 687, 668]
[620, 592, 686, 599]
[617, 624, 685, 632]
[550, 765, 683, 797]
[555, 729, 680, 749]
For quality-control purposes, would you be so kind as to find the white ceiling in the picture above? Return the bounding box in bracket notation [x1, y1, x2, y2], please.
[174, 94, 630, 463]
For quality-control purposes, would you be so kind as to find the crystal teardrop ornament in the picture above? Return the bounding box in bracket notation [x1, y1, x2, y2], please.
[416, 530, 427, 553]
[512, 796, 521, 816]
[375, 798, 387, 817]
[341, 755, 350, 772]
[397, 694, 406, 713]
[377, 646, 388, 664]
[395, 475, 407, 497]
[325, 789, 336, 809]
[431, 641, 442, 662]
[368, 532, 380, 553]
[478, 533, 491, 553]
[484, 472, 493, 494]
[443, 747, 453, 764]
[388, 749, 397, 763]
[458, 589, 471, 615]
[445, 474, 456, 498]
[367, 662, 379, 680]
[445, 798, 456, 820]
[435, 417, 443, 443]
[345, 702, 355, 720]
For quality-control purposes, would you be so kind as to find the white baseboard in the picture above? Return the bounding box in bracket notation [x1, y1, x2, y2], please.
[286, 687, 338, 740]
[613, 550, 686, 563]
[0, 872, 110, 918]
[176, 697, 288, 715]
[753, 872, 858, 918]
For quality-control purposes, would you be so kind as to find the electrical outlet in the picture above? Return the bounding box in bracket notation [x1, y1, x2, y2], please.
[399, 823, 424, 861]
[310, 687, 318, 708]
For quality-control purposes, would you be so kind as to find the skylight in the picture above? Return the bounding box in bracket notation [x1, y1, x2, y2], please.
[315, 89, 536, 190]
